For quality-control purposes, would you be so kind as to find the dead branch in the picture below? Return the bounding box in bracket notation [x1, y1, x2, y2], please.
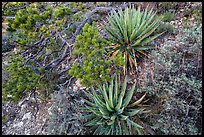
[2, 16, 15, 19]
[72, 3, 128, 41]
[2, 2, 8, 9]
[44, 32, 72, 70]
[43, 41, 66, 64]
[32, 88, 39, 120]
[58, 76, 74, 88]
[26, 3, 128, 71]
[25, 38, 49, 64]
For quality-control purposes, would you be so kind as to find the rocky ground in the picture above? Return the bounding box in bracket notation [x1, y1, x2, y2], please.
[2, 2, 201, 135]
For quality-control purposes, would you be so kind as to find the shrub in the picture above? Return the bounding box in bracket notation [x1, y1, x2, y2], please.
[2, 53, 56, 102]
[105, 4, 164, 74]
[69, 23, 125, 87]
[157, 22, 175, 34]
[5, 2, 90, 70]
[46, 86, 86, 135]
[137, 25, 202, 135]
[2, 32, 15, 53]
[82, 75, 147, 135]
[2, 2, 31, 17]
[3, 2, 92, 101]
[2, 55, 40, 102]
[161, 11, 175, 22]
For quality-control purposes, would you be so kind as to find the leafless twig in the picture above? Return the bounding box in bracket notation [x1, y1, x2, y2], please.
[44, 32, 72, 70]
[71, 3, 128, 41]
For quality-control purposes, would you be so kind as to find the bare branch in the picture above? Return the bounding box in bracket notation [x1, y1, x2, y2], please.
[44, 32, 72, 70]
[58, 76, 75, 88]
[43, 41, 66, 64]
[2, 16, 15, 19]
[72, 3, 128, 41]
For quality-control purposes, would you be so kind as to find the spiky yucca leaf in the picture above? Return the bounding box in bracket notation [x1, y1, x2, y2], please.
[105, 4, 164, 74]
[83, 75, 148, 135]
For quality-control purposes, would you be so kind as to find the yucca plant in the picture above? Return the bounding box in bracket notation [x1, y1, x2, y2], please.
[105, 4, 164, 74]
[82, 75, 147, 135]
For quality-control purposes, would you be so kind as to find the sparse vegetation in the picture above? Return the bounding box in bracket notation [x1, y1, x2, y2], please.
[161, 11, 175, 22]
[157, 22, 175, 34]
[137, 24, 202, 135]
[2, 2, 202, 135]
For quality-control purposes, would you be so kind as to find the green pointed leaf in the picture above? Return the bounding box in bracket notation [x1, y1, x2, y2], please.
[108, 78, 114, 108]
[84, 117, 102, 126]
[122, 83, 136, 107]
[93, 125, 102, 135]
[82, 113, 96, 119]
[85, 105, 104, 115]
[112, 10, 124, 40]
[115, 76, 127, 111]
[119, 114, 129, 121]
[111, 124, 115, 135]
[82, 98, 97, 107]
[115, 120, 120, 135]
[132, 23, 160, 47]
[131, 45, 154, 50]
[128, 5, 133, 41]
[127, 118, 143, 129]
[125, 108, 142, 116]
[107, 119, 115, 125]
[116, 107, 125, 115]
[91, 87, 106, 107]
[141, 31, 165, 45]
[99, 84, 113, 112]
[106, 125, 112, 135]
[121, 120, 129, 135]
[113, 75, 118, 105]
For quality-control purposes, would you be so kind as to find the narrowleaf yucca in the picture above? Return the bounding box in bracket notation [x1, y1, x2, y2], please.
[82, 75, 147, 135]
[105, 4, 164, 74]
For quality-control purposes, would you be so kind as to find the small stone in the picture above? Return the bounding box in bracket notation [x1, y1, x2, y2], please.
[73, 85, 78, 92]
[13, 121, 23, 128]
[48, 107, 52, 116]
[170, 21, 174, 25]
[22, 112, 32, 120]
[75, 79, 86, 90]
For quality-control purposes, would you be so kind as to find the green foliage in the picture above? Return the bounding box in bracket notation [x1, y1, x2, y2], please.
[83, 75, 147, 135]
[3, 3, 91, 98]
[2, 2, 32, 16]
[181, 25, 202, 54]
[137, 25, 202, 135]
[54, 6, 72, 18]
[105, 4, 164, 74]
[5, 2, 88, 55]
[2, 32, 15, 52]
[157, 22, 175, 34]
[112, 52, 126, 68]
[6, 3, 55, 46]
[161, 11, 175, 22]
[191, 8, 202, 24]
[2, 56, 40, 102]
[2, 116, 9, 124]
[69, 23, 124, 87]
